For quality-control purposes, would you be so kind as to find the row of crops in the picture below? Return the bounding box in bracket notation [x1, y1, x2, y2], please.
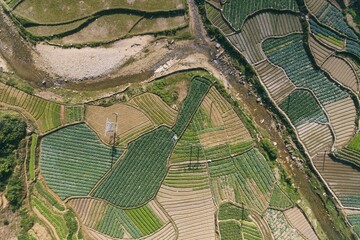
[163, 164, 210, 190]
[313, 2, 358, 40]
[205, 2, 234, 35]
[29, 134, 37, 180]
[95, 203, 163, 238]
[91, 126, 175, 207]
[348, 215, 360, 238]
[262, 34, 348, 105]
[0, 83, 84, 132]
[335, 147, 360, 168]
[172, 77, 212, 136]
[209, 149, 275, 212]
[279, 89, 328, 127]
[218, 203, 262, 240]
[222, 0, 299, 30]
[309, 19, 345, 48]
[264, 209, 303, 239]
[129, 93, 177, 127]
[41, 123, 123, 199]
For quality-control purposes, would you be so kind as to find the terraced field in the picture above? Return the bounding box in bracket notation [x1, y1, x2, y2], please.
[284, 207, 319, 240]
[222, 0, 299, 30]
[269, 185, 293, 210]
[0, 82, 84, 132]
[264, 209, 303, 239]
[209, 149, 275, 212]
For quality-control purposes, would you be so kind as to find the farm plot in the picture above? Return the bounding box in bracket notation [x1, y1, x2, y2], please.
[323, 97, 356, 149]
[297, 122, 333, 157]
[69, 198, 165, 239]
[219, 220, 242, 240]
[163, 164, 210, 190]
[208, 149, 275, 213]
[308, 35, 334, 66]
[279, 89, 328, 127]
[64, 105, 84, 123]
[269, 185, 293, 210]
[222, 0, 299, 31]
[34, 181, 65, 211]
[31, 195, 78, 240]
[284, 207, 319, 240]
[91, 126, 176, 207]
[228, 12, 302, 64]
[170, 86, 253, 164]
[205, 2, 234, 35]
[219, 202, 250, 221]
[254, 59, 296, 103]
[29, 134, 37, 180]
[305, 0, 358, 39]
[242, 221, 263, 240]
[346, 39, 360, 61]
[347, 215, 360, 237]
[264, 209, 303, 239]
[172, 77, 212, 136]
[40, 123, 123, 199]
[0, 83, 62, 132]
[156, 185, 216, 240]
[309, 19, 345, 49]
[336, 147, 360, 168]
[128, 93, 178, 127]
[85, 103, 155, 146]
[14, 0, 185, 24]
[313, 152, 360, 208]
[322, 56, 358, 93]
[263, 34, 348, 105]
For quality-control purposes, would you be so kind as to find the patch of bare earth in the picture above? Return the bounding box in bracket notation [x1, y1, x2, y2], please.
[33, 35, 154, 81]
[29, 223, 52, 240]
[0, 206, 20, 240]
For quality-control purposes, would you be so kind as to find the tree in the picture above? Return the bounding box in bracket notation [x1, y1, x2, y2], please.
[260, 138, 278, 161]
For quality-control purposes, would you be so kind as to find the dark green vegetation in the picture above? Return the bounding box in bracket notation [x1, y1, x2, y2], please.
[0, 112, 26, 210]
[40, 123, 123, 199]
[28, 134, 37, 180]
[315, 2, 358, 39]
[222, 0, 298, 30]
[346, 0, 360, 28]
[279, 89, 328, 127]
[172, 77, 212, 136]
[263, 34, 347, 105]
[91, 126, 175, 207]
[335, 133, 360, 168]
[260, 138, 278, 161]
[348, 215, 360, 237]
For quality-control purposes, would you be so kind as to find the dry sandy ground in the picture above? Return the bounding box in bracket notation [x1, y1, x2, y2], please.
[34, 35, 154, 80]
[0, 55, 9, 72]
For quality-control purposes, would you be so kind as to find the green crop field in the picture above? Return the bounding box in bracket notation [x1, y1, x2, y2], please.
[263, 34, 348, 105]
[279, 89, 328, 127]
[218, 203, 249, 221]
[219, 220, 243, 240]
[124, 205, 163, 235]
[336, 147, 360, 168]
[91, 126, 175, 207]
[29, 134, 37, 180]
[242, 221, 262, 240]
[163, 164, 210, 190]
[348, 215, 360, 237]
[31, 196, 69, 239]
[309, 18, 345, 48]
[269, 185, 293, 210]
[222, 0, 298, 30]
[65, 106, 83, 123]
[34, 182, 65, 211]
[209, 149, 275, 212]
[172, 77, 212, 136]
[40, 123, 123, 199]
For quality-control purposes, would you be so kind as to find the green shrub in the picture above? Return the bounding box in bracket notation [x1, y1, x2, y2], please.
[260, 138, 278, 161]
